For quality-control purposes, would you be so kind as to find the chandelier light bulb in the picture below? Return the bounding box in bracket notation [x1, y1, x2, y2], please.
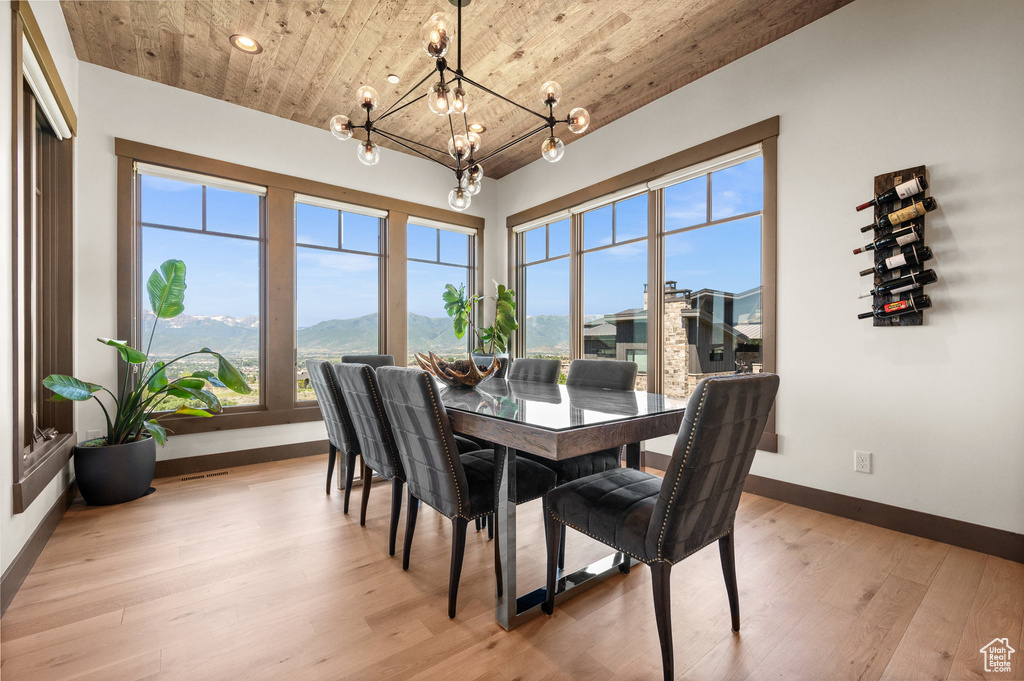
[448, 134, 471, 159]
[356, 85, 380, 111]
[421, 12, 454, 58]
[428, 82, 453, 116]
[451, 85, 468, 115]
[567, 107, 590, 134]
[357, 140, 380, 166]
[467, 131, 482, 154]
[329, 114, 354, 140]
[467, 164, 484, 183]
[448, 186, 471, 211]
[541, 80, 562, 107]
[541, 135, 564, 162]
[463, 176, 481, 196]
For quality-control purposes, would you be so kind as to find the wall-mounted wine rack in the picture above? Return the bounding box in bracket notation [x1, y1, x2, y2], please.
[864, 164, 931, 327]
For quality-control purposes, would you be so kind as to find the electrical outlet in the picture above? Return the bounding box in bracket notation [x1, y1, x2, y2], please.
[86, 429, 102, 441]
[854, 450, 872, 474]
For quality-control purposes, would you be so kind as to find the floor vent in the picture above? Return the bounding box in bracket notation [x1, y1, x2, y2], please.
[181, 470, 230, 482]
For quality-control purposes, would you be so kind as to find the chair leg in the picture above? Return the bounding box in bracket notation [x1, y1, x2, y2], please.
[542, 501, 561, 616]
[359, 463, 373, 527]
[325, 443, 337, 495]
[388, 479, 403, 557]
[557, 523, 567, 569]
[343, 451, 357, 514]
[448, 517, 469, 619]
[475, 517, 483, 531]
[402, 492, 420, 571]
[719, 531, 740, 632]
[487, 513, 494, 540]
[651, 561, 674, 681]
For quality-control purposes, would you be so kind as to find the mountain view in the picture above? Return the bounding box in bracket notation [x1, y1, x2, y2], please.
[145, 311, 572, 361]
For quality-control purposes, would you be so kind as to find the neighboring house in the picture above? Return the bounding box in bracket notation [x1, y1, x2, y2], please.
[582, 281, 763, 397]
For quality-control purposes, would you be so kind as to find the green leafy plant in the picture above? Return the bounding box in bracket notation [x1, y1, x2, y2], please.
[441, 281, 519, 354]
[43, 259, 251, 446]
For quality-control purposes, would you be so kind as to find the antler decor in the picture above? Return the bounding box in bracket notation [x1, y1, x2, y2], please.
[414, 351, 499, 389]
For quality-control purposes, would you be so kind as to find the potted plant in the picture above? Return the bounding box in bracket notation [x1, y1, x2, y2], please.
[442, 281, 518, 367]
[43, 259, 251, 505]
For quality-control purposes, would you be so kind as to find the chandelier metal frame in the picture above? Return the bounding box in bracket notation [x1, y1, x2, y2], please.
[329, 0, 590, 210]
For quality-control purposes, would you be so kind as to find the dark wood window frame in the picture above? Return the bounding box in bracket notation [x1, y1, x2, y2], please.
[11, 1, 78, 513]
[115, 140, 484, 436]
[508, 117, 779, 452]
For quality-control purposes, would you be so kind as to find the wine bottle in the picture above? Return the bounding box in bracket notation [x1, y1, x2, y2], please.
[853, 222, 921, 254]
[855, 175, 928, 211]
[858, 268, 937, 299]
[860, 197, 938, 232]
[859, 245, 933, 277]
[858, 293, 931, 319]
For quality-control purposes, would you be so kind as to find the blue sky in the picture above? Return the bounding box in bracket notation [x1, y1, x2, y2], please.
[140, 155, 761, 328]
[523, 157, 763, 317]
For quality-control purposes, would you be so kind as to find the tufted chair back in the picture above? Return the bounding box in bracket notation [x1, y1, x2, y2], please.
[566, 359, 637, 390]
[376, 366, 471, 519]
[306, 359, 357, 455]
[645, 373, 779, 563]
[341, 354, 395, 369]
[508, 358, 561, 384]
[332, 363, 403, 481]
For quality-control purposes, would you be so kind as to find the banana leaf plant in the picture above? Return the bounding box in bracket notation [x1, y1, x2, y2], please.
[43, 259, 251, 446]
[442, 281, 518, 355]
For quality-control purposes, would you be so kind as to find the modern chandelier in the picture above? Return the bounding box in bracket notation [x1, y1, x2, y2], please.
[327, 0, 590, 211]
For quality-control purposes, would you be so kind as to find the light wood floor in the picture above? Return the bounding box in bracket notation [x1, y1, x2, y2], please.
[1, 455, 1022, 681]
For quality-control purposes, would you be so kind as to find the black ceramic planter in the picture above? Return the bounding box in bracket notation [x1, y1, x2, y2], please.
[73, 437, 156, 506]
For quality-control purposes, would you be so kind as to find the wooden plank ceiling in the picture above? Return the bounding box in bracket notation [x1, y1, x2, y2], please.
[60, 0, 853, 178]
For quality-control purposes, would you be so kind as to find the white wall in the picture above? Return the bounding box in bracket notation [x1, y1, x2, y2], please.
[491, 0, 1024, 534]
[1, 0, 80, 576]
[75, 63, 497, 464]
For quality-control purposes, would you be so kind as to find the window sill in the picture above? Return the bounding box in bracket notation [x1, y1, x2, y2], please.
[154, 405, 323, 436]
[13, 431, 76, 514]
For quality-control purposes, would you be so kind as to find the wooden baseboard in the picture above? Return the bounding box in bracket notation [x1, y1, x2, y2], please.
[154, 440, 329, 478]
[1, 480, 77, 615]
[640, 450, 1023, 564]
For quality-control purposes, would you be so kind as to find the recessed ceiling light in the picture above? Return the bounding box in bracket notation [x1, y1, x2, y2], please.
[387, 74, 401, 84]
[468, 123, 485, 133]
[229, 34, 263, 54]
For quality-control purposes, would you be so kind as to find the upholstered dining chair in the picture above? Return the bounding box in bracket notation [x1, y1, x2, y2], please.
[542, 373, 780, 681]
[332, 362, 406, 556]
[507, 357, 561, 383]
[376, 366, 557, 618]
[341, 354, 395, 368]
[472, 357, 564, 536]
[306, 360, 360, 505]
[524, 358, 637, 567]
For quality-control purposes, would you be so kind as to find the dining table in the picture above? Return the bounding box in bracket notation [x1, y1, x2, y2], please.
[439, 377, 689, 630]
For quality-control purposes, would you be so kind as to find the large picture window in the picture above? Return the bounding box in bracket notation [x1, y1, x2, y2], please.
[581, 194, 648, 389]
[137, 165, 264, 407]
[660, 154, 763, 399]
[117, 140, 484, 436]
[516, 218, 570, 375]
[295, 196, 385, 401]
[406, 219, 476, 365]
[508, 119, 777, 450]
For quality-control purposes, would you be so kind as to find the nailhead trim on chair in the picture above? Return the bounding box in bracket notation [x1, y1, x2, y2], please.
[422, 372, 465, 516]
[655, 380, 711, 562]
[547, 508, 646, 563]
[361, 365, 403, 482]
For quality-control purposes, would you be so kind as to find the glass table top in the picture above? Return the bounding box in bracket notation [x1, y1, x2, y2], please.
[438, 378, 688, 432]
